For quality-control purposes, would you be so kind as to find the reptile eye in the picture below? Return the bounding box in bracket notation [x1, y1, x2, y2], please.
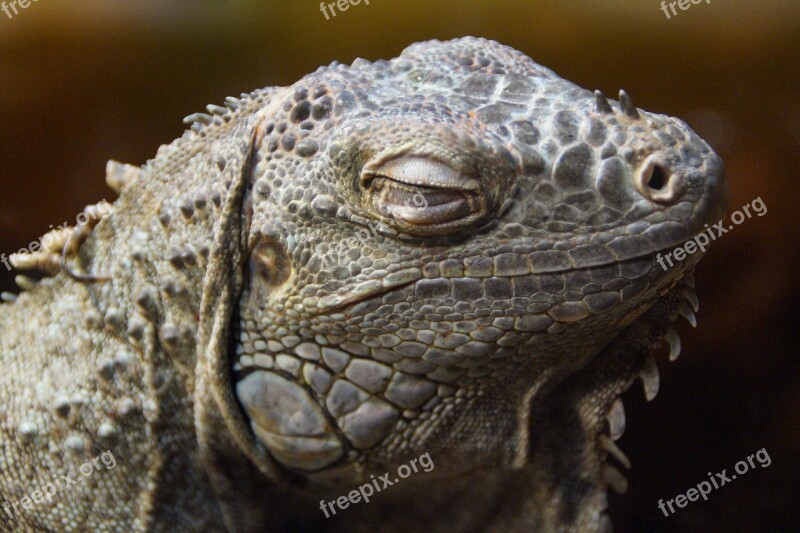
[361, 156, 487, 234]
[373, 181, 471, 224]
[635, 155, 684, 204]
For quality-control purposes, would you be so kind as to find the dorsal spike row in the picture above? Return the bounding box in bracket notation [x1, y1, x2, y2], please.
[599, 434, 631, 469]
[184, 103, 232, 131]
[639, 354, 660, 401]
[206, 104, 228, 116]
[61, 203, 112, 283]
[105, 160, 144, 196]
[681, 286, 700, 312]
[595, 90, 613, 114]
[225, 96, 240, 110]
[9, 227, 72, 275]
[677, 301, 697, 328]
[664, 327, 682, 361]
[618, 89, 641, 119]
[182, 112, 213, 126]
[9, 201, 112, 284]
[14, 275, 37, 292]
[8, 251, 58, 274]
[607, 398, 626, 441]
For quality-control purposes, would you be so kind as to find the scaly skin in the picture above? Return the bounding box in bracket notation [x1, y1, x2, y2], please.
[0, 37, 727, 532]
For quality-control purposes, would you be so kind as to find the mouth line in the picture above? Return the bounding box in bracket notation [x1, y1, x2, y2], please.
[307, 244, 701, 315]
[309, 267, 424, 314]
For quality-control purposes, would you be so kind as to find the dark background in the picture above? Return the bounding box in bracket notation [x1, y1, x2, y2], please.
[1, 1, 798, 531]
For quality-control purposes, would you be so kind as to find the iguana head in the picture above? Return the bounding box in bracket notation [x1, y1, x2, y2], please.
[219, 36, 726, 515]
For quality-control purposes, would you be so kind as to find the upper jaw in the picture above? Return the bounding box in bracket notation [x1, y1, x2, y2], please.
[305, 221, 705, 315]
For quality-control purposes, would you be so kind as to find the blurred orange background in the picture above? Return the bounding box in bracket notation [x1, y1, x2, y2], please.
[1, 1, 798, 531]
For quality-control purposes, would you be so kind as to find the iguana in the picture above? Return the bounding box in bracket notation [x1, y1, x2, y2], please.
[0, 37, 727, 532]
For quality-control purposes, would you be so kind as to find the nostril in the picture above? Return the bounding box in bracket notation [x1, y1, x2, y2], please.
[647, 164, 668, 191]
[636, 155, 684, 204]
